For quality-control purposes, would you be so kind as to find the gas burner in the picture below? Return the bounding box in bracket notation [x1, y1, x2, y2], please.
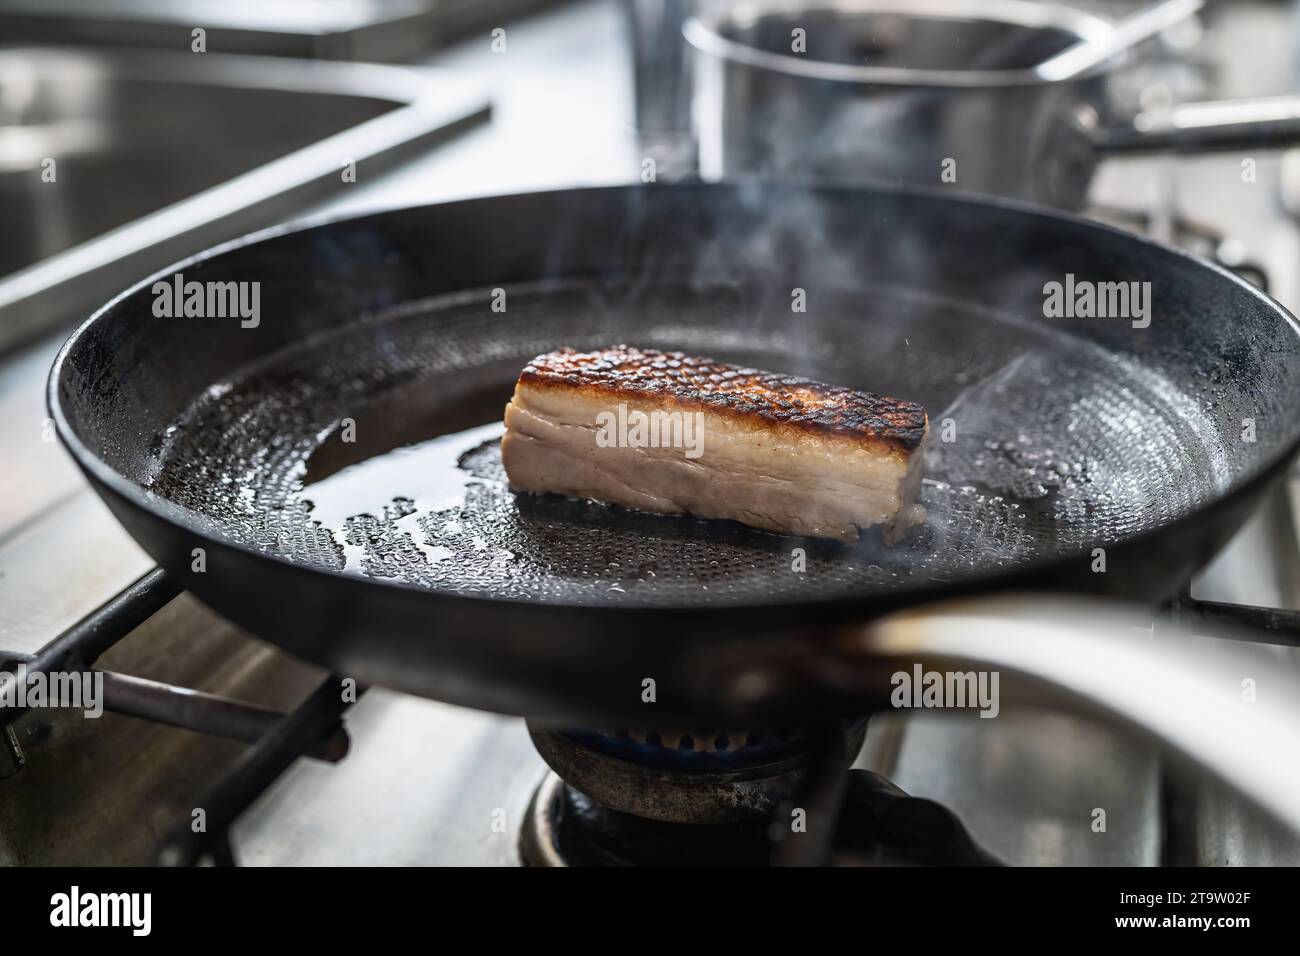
[521, 722, 998, 867]
[522, 772, 779, 866]
[527, 722, 868, 825]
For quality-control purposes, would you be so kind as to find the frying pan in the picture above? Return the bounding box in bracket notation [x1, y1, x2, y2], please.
[48, 182, 1300, 728]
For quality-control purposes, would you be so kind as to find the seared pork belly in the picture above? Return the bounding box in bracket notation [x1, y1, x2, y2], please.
[500, 346, 929, 543]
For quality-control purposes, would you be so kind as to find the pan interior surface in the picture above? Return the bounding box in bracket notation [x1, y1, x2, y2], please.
[144, 273, 1228, 608]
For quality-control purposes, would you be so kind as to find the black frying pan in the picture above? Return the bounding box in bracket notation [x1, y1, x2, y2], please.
[48, 183, 1300, 727]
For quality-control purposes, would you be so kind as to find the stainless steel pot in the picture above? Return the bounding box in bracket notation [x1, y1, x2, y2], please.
[685, 0, 1300, 208]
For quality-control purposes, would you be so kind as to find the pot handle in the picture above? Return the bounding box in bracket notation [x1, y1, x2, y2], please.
[811, 595, 1300, 837]
[1093, 95, 1300, 152]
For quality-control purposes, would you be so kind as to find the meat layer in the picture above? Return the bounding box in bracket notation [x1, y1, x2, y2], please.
[500, 346, 928, 543]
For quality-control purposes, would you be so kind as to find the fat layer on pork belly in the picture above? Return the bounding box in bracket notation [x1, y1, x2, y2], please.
[500, 346, 929, 543]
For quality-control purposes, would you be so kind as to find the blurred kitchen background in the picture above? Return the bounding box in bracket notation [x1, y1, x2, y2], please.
[3, 0, 1300, 864]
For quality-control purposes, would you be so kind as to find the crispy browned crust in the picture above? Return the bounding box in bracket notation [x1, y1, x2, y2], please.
[516, 346, 928, 452]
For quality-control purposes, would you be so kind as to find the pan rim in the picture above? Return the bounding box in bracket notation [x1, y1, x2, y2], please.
[47, 180, 1300, 620]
